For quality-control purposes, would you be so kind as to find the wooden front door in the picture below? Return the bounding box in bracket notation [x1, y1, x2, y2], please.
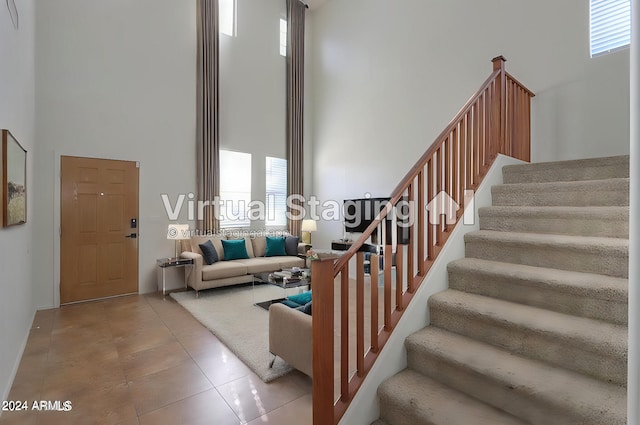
[61, 156, 139, 304]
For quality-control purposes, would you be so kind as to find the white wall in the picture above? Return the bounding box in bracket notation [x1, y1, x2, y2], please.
[308, 0, 630, 248]
[0, 0, 36, 402]
[34, 0, 198, 306]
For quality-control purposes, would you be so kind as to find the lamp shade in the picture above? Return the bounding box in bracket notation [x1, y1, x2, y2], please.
[167, 224, 190, 240]
[301, 219, 317, 232]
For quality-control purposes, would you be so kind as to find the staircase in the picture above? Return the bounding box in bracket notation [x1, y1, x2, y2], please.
[375, 155, 629, 425]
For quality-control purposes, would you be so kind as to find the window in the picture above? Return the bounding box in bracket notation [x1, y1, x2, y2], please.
[265, 157, 288, 227]
[220, 0, 236, 37]
[220, 150, 252, 228]
[590, 0, 631, 57]
[279, 18, 287, 56]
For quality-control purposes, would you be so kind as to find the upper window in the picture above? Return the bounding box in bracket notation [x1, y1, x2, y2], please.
[279, 19, 287, 56]
[265, 157, 288, 227]
[220, 150, 252, 228]
[590, 0, 631, 57]
[220, 0, 236, 37]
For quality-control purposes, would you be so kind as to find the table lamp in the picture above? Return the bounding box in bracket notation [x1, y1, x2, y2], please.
[301, 219, 317, 244]
[167, 224, 190, 258]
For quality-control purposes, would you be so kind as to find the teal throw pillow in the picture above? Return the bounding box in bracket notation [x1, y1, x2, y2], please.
[265, 236, 287, 257]
[221, 239, 249, 260]
[287, 291, 312, 306]
[199, 240, 219, 265]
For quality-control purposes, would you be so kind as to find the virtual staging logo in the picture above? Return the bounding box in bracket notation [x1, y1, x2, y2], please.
[160, 190, 476, 227]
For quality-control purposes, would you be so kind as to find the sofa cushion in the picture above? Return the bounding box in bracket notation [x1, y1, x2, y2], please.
[265, 236, 287, 257]
[273, 256, 306, 269]
[251, 236, 266, 257]
[288, 291, 312, 306]
[285, 236, 300, 256]
[202, 262, 248, 280]
[227, 236, 254, 258]
[234, 258, 280, 274]
[191, 235, 225, 260]
[222, 239, 250, 260]
[296, 301, 312, 315]
[199, 240, 219, 265]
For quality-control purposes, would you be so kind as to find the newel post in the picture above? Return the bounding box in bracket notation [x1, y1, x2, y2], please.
[492, 55, 507, 156]
[312, 258, 336, 425]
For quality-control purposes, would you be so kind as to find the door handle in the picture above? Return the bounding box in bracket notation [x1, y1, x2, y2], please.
[125, 233, 138, 239]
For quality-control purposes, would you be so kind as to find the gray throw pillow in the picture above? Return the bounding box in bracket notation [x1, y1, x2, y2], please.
[285, 236, 300, 256]
[199, 240, 219, 265]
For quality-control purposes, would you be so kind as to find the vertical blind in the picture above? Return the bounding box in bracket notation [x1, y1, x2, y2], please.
[590, 0, 631, 57]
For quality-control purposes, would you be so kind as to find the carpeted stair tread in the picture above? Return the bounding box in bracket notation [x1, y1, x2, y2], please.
[378, 369, 531, 425]
[478, 205, 628, 238]
[464, 230, 628, 278]
[429, 289, 627, 384]
[502, 155, 629, 184]
[406, 327, 627, 425]
[447, 258, 627, 324]
[491, 178, 629, 206]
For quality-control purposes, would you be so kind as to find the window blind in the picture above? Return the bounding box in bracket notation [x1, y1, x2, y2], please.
[266, 157, 288, 227]
[590, 0, 631, 57]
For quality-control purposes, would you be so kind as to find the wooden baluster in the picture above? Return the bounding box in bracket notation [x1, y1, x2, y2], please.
[407, 181, 416, 292]
[436, 147, 443, 245]
[426, 158, 434, 261]
[458, 115, 468, 212]
[466, 109, 473, 189]
[396, 246, 404, 310]
[452, 125, 459, 218]
[356, 252, 365, 377]
[444, 136, 451, 232]
[312, 258, 335, 425]
[370, 253, 379, 353]
[384, 244, 392, 331]
[417, 169, 425, 276]
[340, 266, 350, 401]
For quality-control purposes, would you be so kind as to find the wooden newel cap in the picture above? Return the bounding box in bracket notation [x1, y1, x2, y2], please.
[492, 55, 506, 71]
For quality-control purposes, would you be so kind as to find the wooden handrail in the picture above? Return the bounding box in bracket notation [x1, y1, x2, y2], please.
[312, 56, 535, 425]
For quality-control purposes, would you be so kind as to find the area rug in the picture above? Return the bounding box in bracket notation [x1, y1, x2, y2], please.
[171, 284, 297, 382]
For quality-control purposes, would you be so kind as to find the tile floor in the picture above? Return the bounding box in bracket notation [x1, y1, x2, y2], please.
[0, 293, 312, 425]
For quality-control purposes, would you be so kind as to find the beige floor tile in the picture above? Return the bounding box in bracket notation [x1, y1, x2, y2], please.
[114, 324, 176, 357]
[191, 347, 252, 387]
[127, 361, 213, 415]
[3, 293, 311, 424]
[138, 388, 240, 425]
[120, 340, 191, 380]
[216, 372, 311, 423]
[0, 409, 38, 425]
[246, 393, 313, 425]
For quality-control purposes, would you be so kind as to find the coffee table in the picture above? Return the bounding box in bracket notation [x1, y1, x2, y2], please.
[253, 270, 311, 310]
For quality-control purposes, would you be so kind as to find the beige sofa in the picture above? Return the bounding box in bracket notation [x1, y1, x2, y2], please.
[180, 235, 308, 296]
[269, 303, 312, 377]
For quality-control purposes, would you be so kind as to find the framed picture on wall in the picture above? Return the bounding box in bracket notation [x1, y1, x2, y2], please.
[2, 130, 27, 227]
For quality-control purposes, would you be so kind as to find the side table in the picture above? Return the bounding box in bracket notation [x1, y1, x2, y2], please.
[156, 257, 194, 296]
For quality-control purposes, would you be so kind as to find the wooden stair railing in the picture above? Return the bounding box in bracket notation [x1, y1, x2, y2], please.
[311, 56, 535, 425]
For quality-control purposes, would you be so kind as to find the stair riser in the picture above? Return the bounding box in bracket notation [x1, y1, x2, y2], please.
[429, 305, 627, 385]
[447, 267, 628, 325]
[478, 212, 628, 238]
[406, 344, 585, 425]
[492, 183, 629, 207]
[502, 165, 629, 184]
[377, 396, 430, 425]
[465, 239, 628, 278]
